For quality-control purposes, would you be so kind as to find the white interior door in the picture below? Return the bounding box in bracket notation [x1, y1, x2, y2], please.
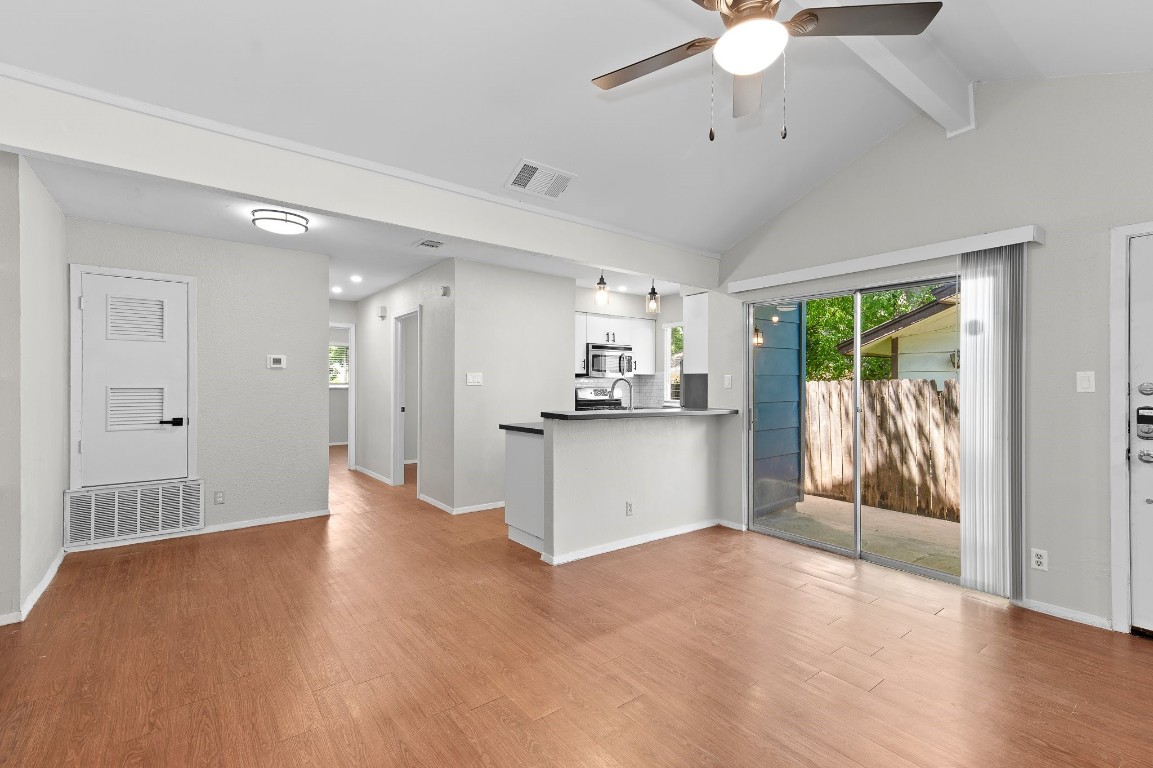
[79, 272, 190, 487]
[1130, 234, 1153, 631]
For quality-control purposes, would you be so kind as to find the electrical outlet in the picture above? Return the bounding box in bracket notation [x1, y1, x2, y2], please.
[625, 501, 633, 516]
[1031, 548, 1048, 571]
[214, 491, 225, 505]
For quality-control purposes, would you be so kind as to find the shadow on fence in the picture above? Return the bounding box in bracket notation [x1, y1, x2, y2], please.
[805, 379, 959, 522]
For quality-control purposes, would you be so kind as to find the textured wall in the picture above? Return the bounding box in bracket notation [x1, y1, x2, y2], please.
[0, 153, 21, 617]
[723, 73, 1153, 620]
[67, 219, 330, 527]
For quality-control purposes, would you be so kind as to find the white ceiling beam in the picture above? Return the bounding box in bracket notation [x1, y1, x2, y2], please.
[791, 2, 975, 135]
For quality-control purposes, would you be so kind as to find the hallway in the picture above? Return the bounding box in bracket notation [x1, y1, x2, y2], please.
[1, 449, 1152, 765]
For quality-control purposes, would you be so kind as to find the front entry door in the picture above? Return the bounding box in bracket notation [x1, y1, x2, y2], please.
[79, 271, 190, 487]
[1130, 234, 1153, 631]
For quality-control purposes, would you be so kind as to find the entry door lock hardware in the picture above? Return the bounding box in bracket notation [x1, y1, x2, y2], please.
[159, 417, 185, 427]
[1138, 406, 1153, 439]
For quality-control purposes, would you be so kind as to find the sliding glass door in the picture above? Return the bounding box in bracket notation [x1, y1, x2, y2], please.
[749, 280, 962, 582]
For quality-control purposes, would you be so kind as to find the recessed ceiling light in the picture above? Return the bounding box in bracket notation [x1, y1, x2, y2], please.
[252, 209, 309, 235]
[331, 286, 343, 294]
[350, 275, 363, 283]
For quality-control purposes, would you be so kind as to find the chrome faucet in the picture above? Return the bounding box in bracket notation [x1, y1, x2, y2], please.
[609, 377, 633, 411]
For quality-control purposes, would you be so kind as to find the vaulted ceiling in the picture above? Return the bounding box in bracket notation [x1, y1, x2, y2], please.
[3, 0, 1151, 259]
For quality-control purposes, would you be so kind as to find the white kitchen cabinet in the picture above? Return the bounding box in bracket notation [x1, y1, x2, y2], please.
[630, 317, 656, 375]
[574, 312, 588, 375]
[585, 313, 631, 346]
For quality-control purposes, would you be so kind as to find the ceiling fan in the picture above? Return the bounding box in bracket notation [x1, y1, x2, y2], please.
[593, 1, 943, 119]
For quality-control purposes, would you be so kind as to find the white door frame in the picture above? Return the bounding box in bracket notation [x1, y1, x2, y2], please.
[329, 321, 356, 469]
[392, 307, 421, 492]
[69, 264, 198, 490]
[1108, 222, 1153, 632]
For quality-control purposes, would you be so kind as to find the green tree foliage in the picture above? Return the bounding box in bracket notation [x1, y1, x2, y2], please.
[670, 325, 684, 356]
[329, 345, 350, 384]
[804, 286, 938, 381]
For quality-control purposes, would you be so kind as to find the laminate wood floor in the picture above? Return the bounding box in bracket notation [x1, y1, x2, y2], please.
[3, 447, 1153, 766]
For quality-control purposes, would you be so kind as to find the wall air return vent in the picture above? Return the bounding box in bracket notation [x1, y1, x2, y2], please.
[505, 160, 576, 200]
[65, 480, 203, 547]
[413, 238, 446, 250]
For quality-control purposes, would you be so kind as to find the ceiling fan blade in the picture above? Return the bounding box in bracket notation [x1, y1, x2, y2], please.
[787, 2, 942, 37]
[592, 37, 716, 90]
[733, 73, 763, 118]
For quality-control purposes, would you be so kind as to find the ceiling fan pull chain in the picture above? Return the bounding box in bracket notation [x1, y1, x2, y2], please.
[781, 50, 788, 140]
[709, 56, 716, 142]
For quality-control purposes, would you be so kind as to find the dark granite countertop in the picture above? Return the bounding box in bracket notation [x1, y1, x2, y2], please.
[538, 408, 739, 421]
[498, 422, 545, 435]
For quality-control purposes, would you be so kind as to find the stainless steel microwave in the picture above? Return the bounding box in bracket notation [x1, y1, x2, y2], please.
[586, 343, 634, 378]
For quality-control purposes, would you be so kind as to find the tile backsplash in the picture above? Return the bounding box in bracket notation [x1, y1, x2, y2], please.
[575, 373, 668, 410]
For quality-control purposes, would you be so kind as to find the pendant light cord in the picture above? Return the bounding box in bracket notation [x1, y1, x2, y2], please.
[781, 50, 788, 140]
[709, 56, 716, 142]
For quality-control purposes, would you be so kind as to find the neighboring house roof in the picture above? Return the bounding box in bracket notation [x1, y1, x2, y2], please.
[835, 282, 959, 356]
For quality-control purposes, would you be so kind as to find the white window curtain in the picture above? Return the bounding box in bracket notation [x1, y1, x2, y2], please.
[959, 244, 1025, 598]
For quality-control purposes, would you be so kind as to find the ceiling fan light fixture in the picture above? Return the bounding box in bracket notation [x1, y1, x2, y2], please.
[713, 18, 788, 76]
[252, 209, 309, 235]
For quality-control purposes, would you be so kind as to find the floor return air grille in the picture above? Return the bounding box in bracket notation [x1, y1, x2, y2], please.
[65, 480, 203, 546]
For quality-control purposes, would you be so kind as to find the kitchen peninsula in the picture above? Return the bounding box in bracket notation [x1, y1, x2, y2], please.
[500, 406, 738, 564]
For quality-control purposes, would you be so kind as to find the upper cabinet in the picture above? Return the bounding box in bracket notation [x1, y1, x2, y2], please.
[576, 312, 656, 376]
[630, 317, 656, 375]
[574, 313, 587, 375]
[585, 314, 631, 346]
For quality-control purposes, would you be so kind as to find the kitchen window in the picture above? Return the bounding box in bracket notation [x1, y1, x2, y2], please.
[329, 344, 350, 387]
[664, 324, 683, 404]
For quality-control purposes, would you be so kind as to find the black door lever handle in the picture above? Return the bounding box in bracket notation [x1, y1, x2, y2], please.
[159, 417, 185, 426]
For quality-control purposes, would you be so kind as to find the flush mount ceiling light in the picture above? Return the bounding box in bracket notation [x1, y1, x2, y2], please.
[646, 281, 661, 315]
[713, 18, 789, 75]
[350, 275, 363, 283]
[252, 209, 309, 235]
[776, 301, 798, 312]
[594, 273, 610, 305]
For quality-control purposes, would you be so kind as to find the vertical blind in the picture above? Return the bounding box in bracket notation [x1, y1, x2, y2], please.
[959, 244, 1025, 599]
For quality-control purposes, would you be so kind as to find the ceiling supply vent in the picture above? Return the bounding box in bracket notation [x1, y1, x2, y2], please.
[64, 480, 203, 547]
[505, 160, 576, 200]
[413, 237, 446, 250]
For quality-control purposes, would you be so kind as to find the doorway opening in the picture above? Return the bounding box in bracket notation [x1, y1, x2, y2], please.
[750, 280, 962, 582]
[329, 322, 355, 470]
[394, 309, 421, 489]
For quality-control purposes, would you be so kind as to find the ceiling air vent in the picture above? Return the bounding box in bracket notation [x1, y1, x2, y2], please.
[505, 160, 576, 200]
[413, 237, 446, 250]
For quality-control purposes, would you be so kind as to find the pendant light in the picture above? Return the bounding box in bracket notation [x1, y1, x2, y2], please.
[752, 324, 764, 347]
[594, 273, 610, 305]
[645, 280, 661, 315]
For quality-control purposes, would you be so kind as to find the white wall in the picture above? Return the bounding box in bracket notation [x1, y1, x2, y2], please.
[328, 319, 352, 446]
[18, 158, 67, 607]
[454, 260, 573, 508]
[355, 260, 455, 502]
[575, 286, 647, 318]
[723, 73, 1153, 622]
[683, 292, 709, 375]
[403, 317, 418, 462]
[0, 153, 21, 618]
[67, 219, 330, 527]
[707, 291, 747, 528]
[329, 299, 356, 325]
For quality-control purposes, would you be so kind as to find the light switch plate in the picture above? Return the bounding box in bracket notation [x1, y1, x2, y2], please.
[466, 372, 484, 386]
[1076, 371, 1095, 393]
[723, 374, 732, 389]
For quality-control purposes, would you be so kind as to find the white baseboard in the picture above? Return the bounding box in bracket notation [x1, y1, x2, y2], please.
[0, 610, 20, 627]
[65, 509, 331, 553]
[329, 441, 348, 446]
[543, 519, 721, 565]
[507, 525, 544, 553]
[717, 520, 747, 531]
[1017, 599, 1112, 630]
[353, 465, 393, 485]
[417, 493, 503, 515]
[19, 548, 65, 620]
[404, 460, 418, 465]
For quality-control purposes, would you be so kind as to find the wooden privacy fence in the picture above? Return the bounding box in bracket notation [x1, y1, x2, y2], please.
[804, 379, 959, 521]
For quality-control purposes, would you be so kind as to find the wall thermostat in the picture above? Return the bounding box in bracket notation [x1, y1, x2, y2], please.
[267, 354, 287, 369]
